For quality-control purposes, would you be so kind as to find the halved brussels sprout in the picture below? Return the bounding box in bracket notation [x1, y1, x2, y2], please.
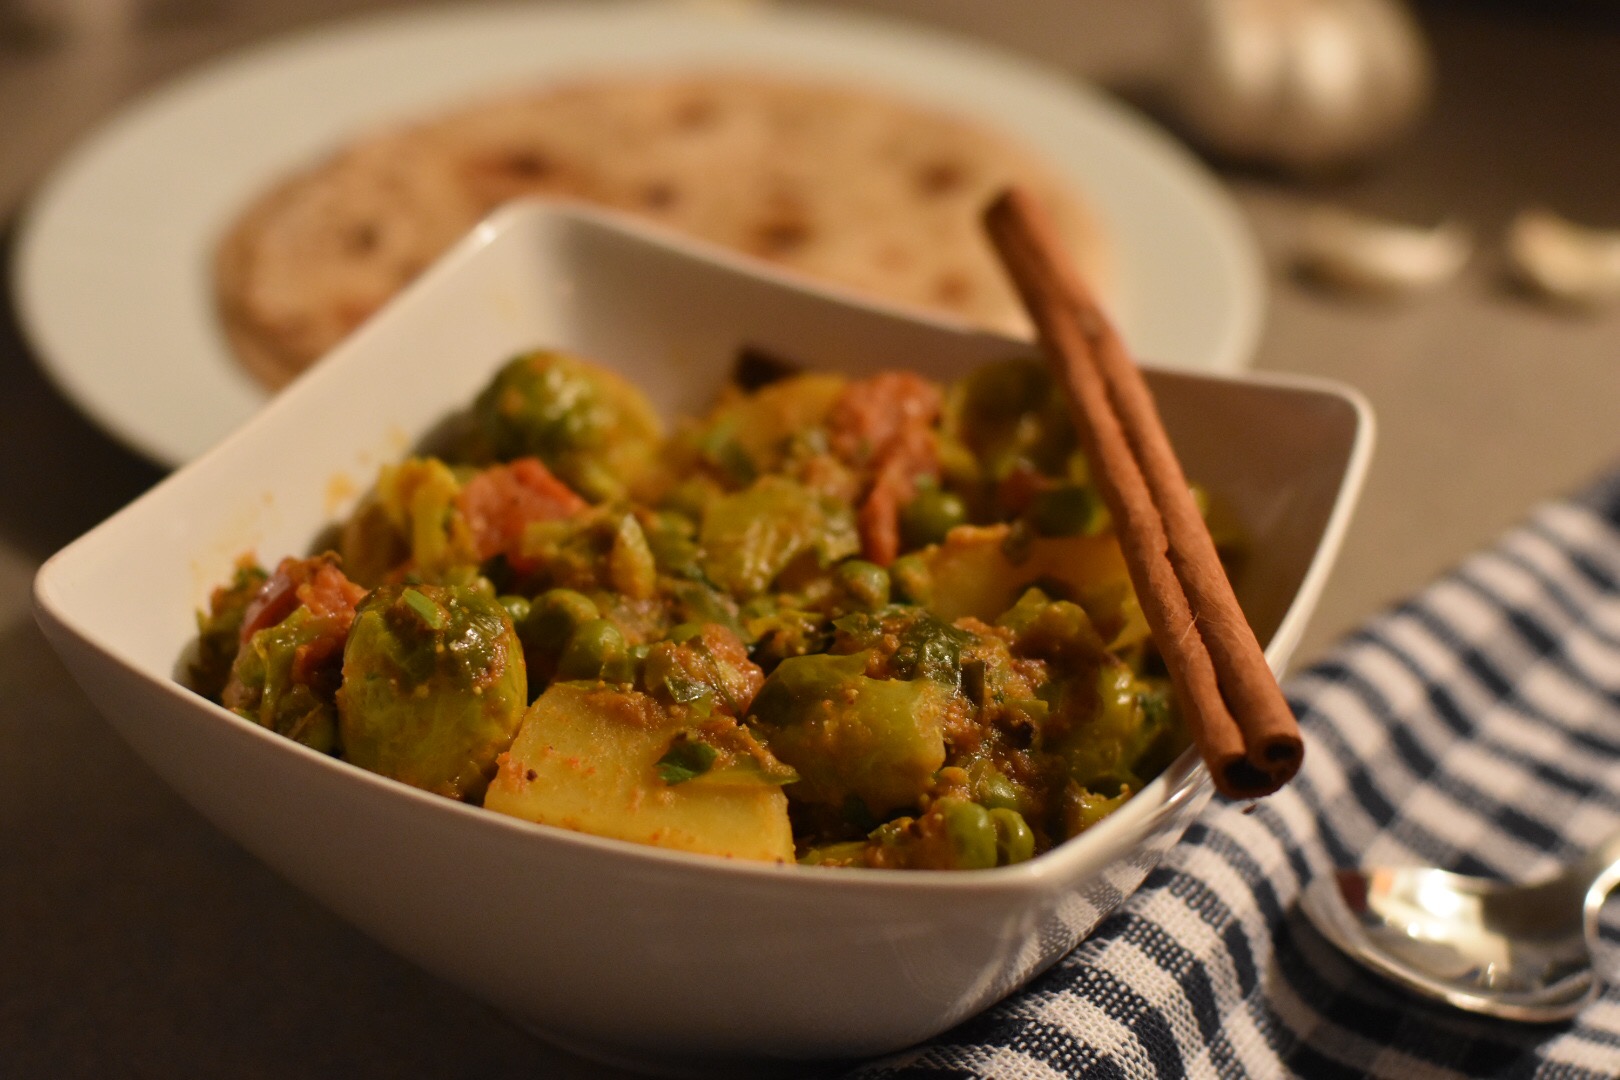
[748, 651, 947, 817]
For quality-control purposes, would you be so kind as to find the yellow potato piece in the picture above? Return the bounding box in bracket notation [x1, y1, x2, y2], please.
[912, 525, 1129, 621]
[484, 683, 794, 863]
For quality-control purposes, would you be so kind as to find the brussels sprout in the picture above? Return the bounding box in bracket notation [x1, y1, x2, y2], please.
[691, 374, 846, 481]
[748, 651, 946, 817]
[1046, 659, 1178, 794]
[887, 552, 931, 603]
[219, 555, 365, 753]
[666, 580, 746, 640]
[189, 560, 268, 700]
[700, 476, 859, 597]
[223, 607, 345, 753]
[744, 607, 827, 672]
[997, 589, 1108, 665]
[943, 357, 1076, 478]
[692, 419, 758, 488]
[337, 583, 526, 800]
[474, 351, 661, 501]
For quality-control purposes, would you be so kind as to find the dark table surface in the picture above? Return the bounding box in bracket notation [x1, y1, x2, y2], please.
[5, 1, 1620, 1075]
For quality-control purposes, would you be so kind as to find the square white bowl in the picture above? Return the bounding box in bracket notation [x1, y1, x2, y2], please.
[34, 201, 1372, 1071]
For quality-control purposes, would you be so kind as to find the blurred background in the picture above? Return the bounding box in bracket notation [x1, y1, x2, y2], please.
[3, 1, 1619, 1076]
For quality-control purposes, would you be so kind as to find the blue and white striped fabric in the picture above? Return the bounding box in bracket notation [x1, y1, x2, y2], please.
[850, 471, 1620, 1078]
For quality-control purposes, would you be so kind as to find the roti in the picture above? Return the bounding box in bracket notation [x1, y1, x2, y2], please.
[215, 73, 1111, 388]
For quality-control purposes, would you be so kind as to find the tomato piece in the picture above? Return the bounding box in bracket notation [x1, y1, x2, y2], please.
[457, 457, 587, 566]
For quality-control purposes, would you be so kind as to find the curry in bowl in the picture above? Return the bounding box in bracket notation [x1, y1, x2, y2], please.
[187, 347, 1221, 869]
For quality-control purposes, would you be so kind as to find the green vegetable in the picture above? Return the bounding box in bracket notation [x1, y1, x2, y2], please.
[195, 349, 1216, 868]
[474, 350, 661, 500]
[833, 560, 891, 612]
[990, 807, 1036, 865]
[190, 561, 269, 700]
[700, 476, 859, 597]
[641, 511, 703, 579]
[890, 612, 972, 686]
[337, 583, 526, 800]
[888, 553, 930, 603]
[223, 607, 343, 754]
[557, 618, 633, 683]
[944, 358, 1076, 478]
[967, 760, 1022, 813]
[496, 594, 531, 627]
[640, 627, 761, 718]
[937, 798, 998, 870]
[900, 488, 968, 550]
[1027, 485, 1104, 537]
[748, 651, 947, 816]
[656, 732, 719, 785]
[518, 588, 601, 686]
[401, 587, 447, 630]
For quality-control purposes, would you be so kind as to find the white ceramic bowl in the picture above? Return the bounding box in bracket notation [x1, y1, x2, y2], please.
[34, 202, 1372, 1072]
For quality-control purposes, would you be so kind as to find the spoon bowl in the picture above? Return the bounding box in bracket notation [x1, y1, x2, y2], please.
[1301, 831, 1620, 1022]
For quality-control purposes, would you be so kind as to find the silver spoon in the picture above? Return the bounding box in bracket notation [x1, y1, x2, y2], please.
[1300, 830, 1620, 1022]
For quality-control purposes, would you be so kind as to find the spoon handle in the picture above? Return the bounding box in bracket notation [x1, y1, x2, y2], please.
[1583, 854, 1620, 978]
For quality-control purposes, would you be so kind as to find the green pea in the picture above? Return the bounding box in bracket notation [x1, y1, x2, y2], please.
[496, 594, 531, 628]
[835, 559, 891, 611]
[557, 618, 630, 682]
[938, 797, 997, 870]
[521, 589, 600, 654]
[901, 488, 968, 550]
[991, 808, 1036, 865]
[1027, 485, 1102, 537]
[664, 622, 706, 644]
[888, 553, 931, 603]
[971, 762, 1022, 812]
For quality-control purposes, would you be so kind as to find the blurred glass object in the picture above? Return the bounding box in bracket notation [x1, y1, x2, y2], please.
[840, 0, 1433, 174]
[1159, 0, 1434, 173]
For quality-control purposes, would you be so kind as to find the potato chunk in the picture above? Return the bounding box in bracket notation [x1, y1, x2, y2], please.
[485, 683, 794, 863]
[898, 524, 1148, 648]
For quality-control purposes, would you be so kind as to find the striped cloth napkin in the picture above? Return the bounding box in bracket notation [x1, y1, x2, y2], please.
[850, 471, 1620, 1079]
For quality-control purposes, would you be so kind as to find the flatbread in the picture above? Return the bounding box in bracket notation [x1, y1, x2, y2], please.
[215, 73, 1111, 388]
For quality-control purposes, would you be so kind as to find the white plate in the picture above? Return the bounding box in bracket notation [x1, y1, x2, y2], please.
[12, 0, 1265, 468]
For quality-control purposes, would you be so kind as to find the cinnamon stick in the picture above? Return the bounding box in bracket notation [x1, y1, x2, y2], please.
[983, 186, 1302, 799]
